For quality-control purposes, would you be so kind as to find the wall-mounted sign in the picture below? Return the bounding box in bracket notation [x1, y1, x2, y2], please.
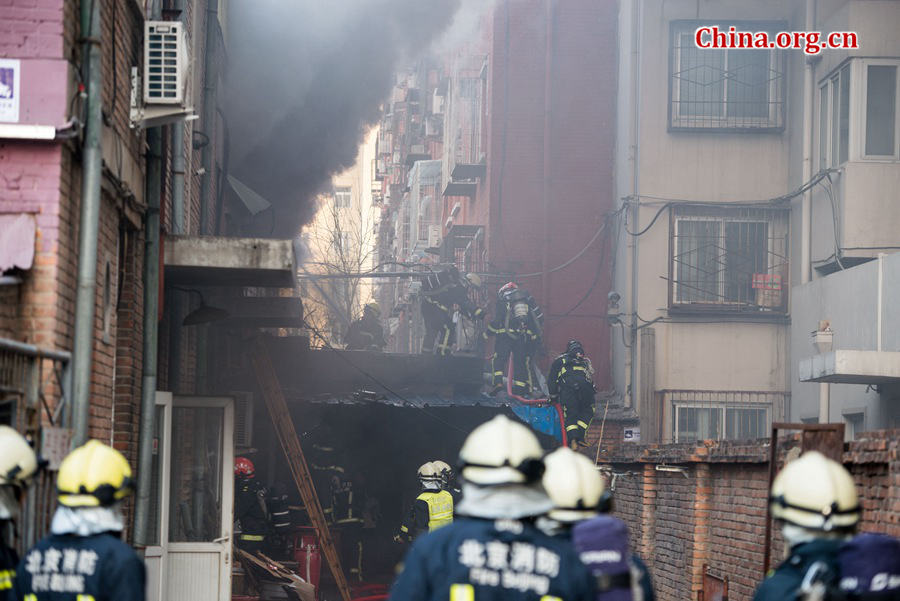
[0, 59, 21, 123]
[624, 426, 640, 442]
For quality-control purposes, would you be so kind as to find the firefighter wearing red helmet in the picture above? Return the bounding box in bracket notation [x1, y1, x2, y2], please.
[234, 456, 270, 553]
[486, 282, 544, 396]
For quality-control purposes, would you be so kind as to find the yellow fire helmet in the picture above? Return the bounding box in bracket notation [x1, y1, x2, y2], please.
[770, 450, 860, 532]
[0, 425, 38, 488]
[57, 440, 135, 507]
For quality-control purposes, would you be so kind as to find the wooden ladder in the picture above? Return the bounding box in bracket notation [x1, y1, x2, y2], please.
[251, 337, 352, 601]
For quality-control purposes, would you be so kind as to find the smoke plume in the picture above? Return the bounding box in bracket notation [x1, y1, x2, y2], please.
[225, 1, 461, 238]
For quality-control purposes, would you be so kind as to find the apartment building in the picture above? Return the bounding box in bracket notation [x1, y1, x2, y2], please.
[612, 0, 900, 443]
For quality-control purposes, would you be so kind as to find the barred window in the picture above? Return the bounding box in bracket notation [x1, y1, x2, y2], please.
[334, 186, 352, 208]
[667, 390, 785, 442]
[670, 205, 788, 312]
[669, 21, 786, 131]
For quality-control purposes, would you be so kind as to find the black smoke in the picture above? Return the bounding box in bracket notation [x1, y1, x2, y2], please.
[225, 1, 461, 238]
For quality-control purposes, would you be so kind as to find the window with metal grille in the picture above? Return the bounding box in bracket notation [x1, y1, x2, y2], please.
[669, 21, 786, 131]
[669, 390, 783, 442]
[670, 205, 788, 312]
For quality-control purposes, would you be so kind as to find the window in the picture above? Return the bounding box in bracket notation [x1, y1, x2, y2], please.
[669, 390, 781, 442]
[843, 411, 865, 441]
[819, 64, 850, 167]
[863, 63, 899, 158]
[334, 186, 352, 208]
[670, 21, 786, 131]
[670, 205, 788, 312]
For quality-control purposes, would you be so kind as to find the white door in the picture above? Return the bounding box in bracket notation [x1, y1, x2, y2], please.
[144, 393, 234, 601]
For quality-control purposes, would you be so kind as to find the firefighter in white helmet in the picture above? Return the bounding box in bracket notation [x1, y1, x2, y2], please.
[0, 426, 39, 600]
[539, 447, 654, 601]
[753, 451, 860, 601]
[431, 460, 461, 504]
[14, 440, 145, 601]
[389, 415, 595, 601]
[394, 462, 453, 543]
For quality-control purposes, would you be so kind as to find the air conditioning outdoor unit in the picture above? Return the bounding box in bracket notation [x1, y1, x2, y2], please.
[130, 21, 196, 128]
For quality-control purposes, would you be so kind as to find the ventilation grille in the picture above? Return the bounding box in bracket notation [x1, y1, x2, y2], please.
[232, 391, 254, 448]
[144, 21, 184, 105]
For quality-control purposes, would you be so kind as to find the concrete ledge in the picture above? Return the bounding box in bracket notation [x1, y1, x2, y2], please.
[164, 236, 296, 288]
[799, 350, 900, 384]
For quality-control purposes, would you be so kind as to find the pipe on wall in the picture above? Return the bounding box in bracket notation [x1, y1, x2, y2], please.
[541, 0, 555, 336]
[70, 0, 104, 445]
[800, 0, 816, 285]
[133, 0, 166, 549]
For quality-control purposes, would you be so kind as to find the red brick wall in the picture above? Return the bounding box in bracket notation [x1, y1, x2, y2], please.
[601, 432, 900, 601]
[476, 0, 616, 383]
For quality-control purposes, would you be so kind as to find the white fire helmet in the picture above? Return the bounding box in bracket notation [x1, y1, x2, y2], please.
[543, 447, 609, 523]
[458, 415, 545, 486]
[770, 451, 860, 532]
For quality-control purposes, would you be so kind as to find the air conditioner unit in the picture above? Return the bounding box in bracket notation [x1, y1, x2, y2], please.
[130, 21, 196, 128]
[232, 391, 254, 448]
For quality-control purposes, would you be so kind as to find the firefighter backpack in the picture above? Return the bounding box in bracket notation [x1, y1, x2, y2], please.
[573, 514, 642, 601]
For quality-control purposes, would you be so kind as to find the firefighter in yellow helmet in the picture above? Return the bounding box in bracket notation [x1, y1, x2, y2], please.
[0, 426, 39, 600]
[753, 451, 860, 601]
[393, 462, 453, 543]
[14, 440, 145, 601]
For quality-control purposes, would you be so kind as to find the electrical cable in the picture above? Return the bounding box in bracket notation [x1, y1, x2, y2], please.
[820, 172, 844, 270]
[301, 319, 469, 434]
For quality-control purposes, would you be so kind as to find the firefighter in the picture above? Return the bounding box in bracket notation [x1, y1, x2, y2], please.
[486, 282, 544, 397]
[753, 451, 860, 601]
[14, 440, 145, 601]
[234, 456, 270, 554]
[431, 460, 462, 504]
[0, 426, 39, 600]
[346, 303, 387, 351]
[394, 462, 453, 544]
[540, 447, 654, 601]
[420, 267, 485, 356]
[548, 340, 596, 449]
[389, 415, 595, 601]
[331, 467, 366, 581]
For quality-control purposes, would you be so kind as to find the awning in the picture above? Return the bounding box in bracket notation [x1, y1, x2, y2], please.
[799, 350, 900, 384]
[0, 213, 35, 272]
[163, 235, 297, 288]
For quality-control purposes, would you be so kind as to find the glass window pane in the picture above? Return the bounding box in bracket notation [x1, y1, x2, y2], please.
[819, 86, 829, 169]
[839, 65, 850, 164]
[724, 221, 768, 303]
[168, 407, 224, 542]
[676, 220, 721, 302]
[865, 65, 897, 156]
[678, 34, 725, 117]
[677, 407, 721, 442]
[725, 407, 768, 440]
[726, 49, 770, 118]
[147, 405, 165, 546]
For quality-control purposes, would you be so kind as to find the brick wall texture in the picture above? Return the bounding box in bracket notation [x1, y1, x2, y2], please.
[600, 430, 900, 601]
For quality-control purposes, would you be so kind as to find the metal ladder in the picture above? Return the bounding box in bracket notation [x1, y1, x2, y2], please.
[251, 337, 352, 601]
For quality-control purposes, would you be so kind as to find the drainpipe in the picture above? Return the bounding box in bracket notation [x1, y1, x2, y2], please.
[133, 0, 164, 549]
[168, 0, 186, 391]
[199, 0, 218, 235]
[800, 0, 816, 285]
[627, 0, 643, 410]
[70, 0, 103, 445]
[541, 0, 554, 341]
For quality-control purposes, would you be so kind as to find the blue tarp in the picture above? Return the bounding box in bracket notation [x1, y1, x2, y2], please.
[511, 403, 562, 443]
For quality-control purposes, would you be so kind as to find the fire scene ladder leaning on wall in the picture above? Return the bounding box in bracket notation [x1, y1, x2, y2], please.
[250, 337, 352, 601]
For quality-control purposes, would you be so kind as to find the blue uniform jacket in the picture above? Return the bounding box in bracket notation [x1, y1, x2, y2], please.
[13, 532, 145, 601]
[390, 516, 596, 601]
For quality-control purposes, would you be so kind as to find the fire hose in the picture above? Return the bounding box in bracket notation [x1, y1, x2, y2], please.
[506, 356, 568, 448]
